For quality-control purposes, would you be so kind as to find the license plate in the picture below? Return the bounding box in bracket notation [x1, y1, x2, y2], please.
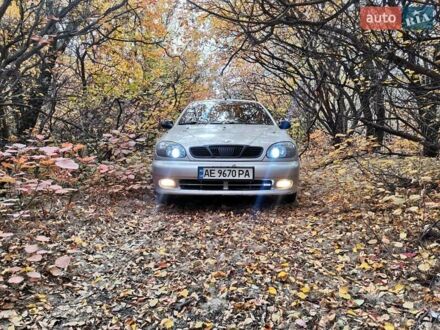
[198, 167, 254, 180]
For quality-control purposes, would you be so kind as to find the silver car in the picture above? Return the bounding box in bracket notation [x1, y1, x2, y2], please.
[152, 99, 300, 202]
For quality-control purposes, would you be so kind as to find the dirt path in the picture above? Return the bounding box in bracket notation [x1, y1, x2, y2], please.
[1, 167, 438, 329]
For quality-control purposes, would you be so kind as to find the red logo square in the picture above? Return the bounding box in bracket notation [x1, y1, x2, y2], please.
[360, 7, 402, 30]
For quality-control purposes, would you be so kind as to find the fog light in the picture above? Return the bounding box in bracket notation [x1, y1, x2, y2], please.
[159, 178, 176, 189]
[275, 179, 293, 190]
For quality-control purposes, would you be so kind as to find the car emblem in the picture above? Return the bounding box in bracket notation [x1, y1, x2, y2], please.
[224, 139, 231, 143]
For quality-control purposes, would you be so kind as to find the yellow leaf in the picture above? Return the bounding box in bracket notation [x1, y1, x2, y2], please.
[296, 292, 307, 300]
[194, 321, 203, 329]
[338, 286, 351, 300]
[179, 289, 189, 298]
[418, 262, 431, 272]
[384, 322, 395, 330]
[300, 284, 311, 294]
[277, 271, 288, 281]
[36, 293, 47, 302]
[160, 318, 174, 329]
[392, 283, 405, 293]
[268, 287, 277, 295]
[359, 262, 371, 270]
[0, 176, 16, 183]
[347, 309, 357, 316]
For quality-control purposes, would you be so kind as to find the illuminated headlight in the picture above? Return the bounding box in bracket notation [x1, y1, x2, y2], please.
[156, 141, 187, 158]
[275, 179, 293, 190]
[159, 178, 177, 189]
[266, 142, 296, 159]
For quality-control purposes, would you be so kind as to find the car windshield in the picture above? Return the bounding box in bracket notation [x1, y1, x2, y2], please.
[178, 101, 274, 125]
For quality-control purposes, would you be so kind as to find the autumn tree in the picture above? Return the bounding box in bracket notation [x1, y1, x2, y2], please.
[0, 0, 133, 140]
[189, 0, 440, 156]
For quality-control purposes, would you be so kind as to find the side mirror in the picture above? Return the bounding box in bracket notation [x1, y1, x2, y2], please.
[278, 120, 291, 130]
[160, 120, 173, 129]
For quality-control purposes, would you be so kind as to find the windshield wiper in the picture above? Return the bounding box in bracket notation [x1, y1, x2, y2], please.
[180, 121, 206, 125]
[210, 121, 240, 124]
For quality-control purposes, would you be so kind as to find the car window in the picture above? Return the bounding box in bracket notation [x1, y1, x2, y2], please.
[178, 101, 274, 125]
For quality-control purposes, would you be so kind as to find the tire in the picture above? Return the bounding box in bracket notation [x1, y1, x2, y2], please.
[155, 193, 170, 204]
[284, 193, 297, 204]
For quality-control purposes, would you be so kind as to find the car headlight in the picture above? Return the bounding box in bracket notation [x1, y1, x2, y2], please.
[156, 141, 187, 158]
[266, 142, 296, 159]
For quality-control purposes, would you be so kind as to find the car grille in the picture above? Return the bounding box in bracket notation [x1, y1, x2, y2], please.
[179, 179, 272, 191]
[189, 145, 263, 158]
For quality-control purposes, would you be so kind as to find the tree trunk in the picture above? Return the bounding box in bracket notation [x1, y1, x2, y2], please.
[17, 47, 58, 137]
[359, 89, 375, 137]
[0, 103, 8, 144]
[420, 104, 439, 157]
[372, 84, 385, 145]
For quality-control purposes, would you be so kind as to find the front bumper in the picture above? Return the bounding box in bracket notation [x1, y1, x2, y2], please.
[152, 160, 300, 196]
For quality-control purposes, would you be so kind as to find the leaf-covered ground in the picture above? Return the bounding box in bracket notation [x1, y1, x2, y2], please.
[1, 159, 439, 329]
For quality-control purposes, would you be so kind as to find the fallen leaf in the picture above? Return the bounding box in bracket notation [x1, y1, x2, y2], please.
[403, 301, 414, 309]
[384, 322, 395, 330]
[55, 255, 71, 269]
[296, 291, 307, 300]
[338, 286, 351, 300]
[392, 283, 405, 293]
[393, 208, 403, 216]
[0, 176, 15, 183]
[27, 272, 41, 280]
[27, 254, 42, 262]
[418, 262, 431, 272]
[40, 146, 59, 155]
[55, 158, 79, 170]
[300, 284, 311, 293]
[8, 267, 22, 273]
[359, 262, 371, 270]
[179, 289, 189, 298]
[277, 271, 288, 281]
[8, 276, 24, 284]
[35, 235, 50, 242]
[25, 244, 39, 254]
[407, 206, 419, 213]
[160, 318, 174, 329]
[48, 266, 62, 276]
[347, 309, 357, 316]
[268, 287, 277, 295]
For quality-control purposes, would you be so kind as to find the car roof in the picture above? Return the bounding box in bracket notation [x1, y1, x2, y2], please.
[190, 99, 261, 104]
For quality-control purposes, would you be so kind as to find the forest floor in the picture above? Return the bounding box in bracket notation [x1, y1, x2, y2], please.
[1, 156, 439, 329]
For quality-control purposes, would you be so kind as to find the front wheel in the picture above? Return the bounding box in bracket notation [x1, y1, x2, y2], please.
[155, 193, 170, 204]
[284, 193, 297, 204]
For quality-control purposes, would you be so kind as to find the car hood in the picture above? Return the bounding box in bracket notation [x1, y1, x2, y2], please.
[161, 124, 291, 146]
